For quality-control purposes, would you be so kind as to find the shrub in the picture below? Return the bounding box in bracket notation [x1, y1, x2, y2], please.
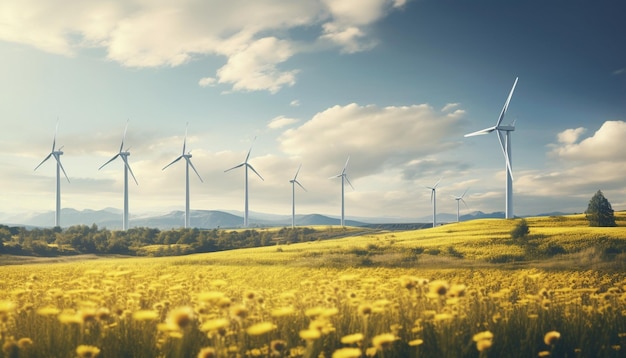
[511, 219, 530, 240]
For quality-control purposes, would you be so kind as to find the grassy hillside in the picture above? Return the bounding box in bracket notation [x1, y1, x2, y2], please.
[179, 213, 626, 270]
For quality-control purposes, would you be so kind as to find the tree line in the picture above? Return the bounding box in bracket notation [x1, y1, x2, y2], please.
[0, 224, 323, 257]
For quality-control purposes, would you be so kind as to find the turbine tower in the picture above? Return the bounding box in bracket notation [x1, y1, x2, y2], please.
[451, 188, 469, 223]
[289, 164, 306, 228]
[99, 121, 138, 230]
[465, 77, 518, 219]
[162, 123, 203, 228]
[34, 121, 70, 228]
[225, 137, 263, 227]
[330, 156, 354, 227]
[426, 179, 441, 227]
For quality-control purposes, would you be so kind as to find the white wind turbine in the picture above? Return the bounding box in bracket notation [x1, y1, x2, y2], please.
[162, 123, 203, 229]
[425, 179, 441, 227]
[225, 137, 263, 227]
[465, 77, 518, 219]
[289, 164, 307, 228]
[451, 188, 469, 223]
[99, 121, 138, 230]
[330, 156, 354, 227]
[34, 121, 70, 228]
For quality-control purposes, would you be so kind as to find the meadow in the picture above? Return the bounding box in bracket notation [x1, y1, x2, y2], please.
[1, 214, 626, 357]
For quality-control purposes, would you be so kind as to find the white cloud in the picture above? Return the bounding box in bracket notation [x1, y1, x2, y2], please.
[441, 103, 460, 112]
[0, 0, 410, 93]
[268, 116, 299, 130]
[213, 37, 298, 93]
[290, 100, 301, 107]
[278, 102, 466, 178]
[556, 127, 586, 144]
[551, 121, 626, 161]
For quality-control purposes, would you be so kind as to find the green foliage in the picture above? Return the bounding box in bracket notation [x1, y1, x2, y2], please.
[585, 190, 616, 227]
[510, 219, 530, 240]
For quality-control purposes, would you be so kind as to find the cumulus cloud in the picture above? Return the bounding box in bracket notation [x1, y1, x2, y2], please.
[0, 0, 410, 93]
[556, 127, 586, 144]
[551, 121, 626, 161]
[278, 102, 465, 178]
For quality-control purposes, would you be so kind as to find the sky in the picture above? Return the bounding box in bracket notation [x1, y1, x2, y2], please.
[1, 0, 625, 225]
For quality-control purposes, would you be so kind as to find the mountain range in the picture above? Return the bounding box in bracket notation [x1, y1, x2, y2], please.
[0, 207, 562, 230]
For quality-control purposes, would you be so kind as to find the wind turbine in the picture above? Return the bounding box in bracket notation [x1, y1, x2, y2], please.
[330, 156, 354, 227]
[425, 179, 441, 227]
[451, 188, 469, 223]
[99, 121, 138, 230]
[464, 77, 519, 219]
[289, 164, 307, 228]
[224, 137, 264, 227]
[162, 123, 203, 229]
[34, 121, 70, 228]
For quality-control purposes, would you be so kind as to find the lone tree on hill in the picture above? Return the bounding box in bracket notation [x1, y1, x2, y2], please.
[585, 190, 616, 227]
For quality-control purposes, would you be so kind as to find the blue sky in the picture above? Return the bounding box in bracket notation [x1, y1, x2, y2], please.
[1, 0, 624, 224]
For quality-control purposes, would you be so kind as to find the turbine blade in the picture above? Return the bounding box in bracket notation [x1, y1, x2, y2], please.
[342, 156, 350, 174]
[187, 158, 204, 182]
[293, 163, 302, 180]
[295, 180, 307, 192]
[464, 126, 496, 137]
[52, 120, 59, 152]
[162, 155, 183, 170]
[497, 130, 514, 181]
[122, 156, 139, 185]
[430, 189, 434, 203]
[183, 122, 189, 155]
[434, 178, 442, 188]
[56, 156, 70, 183]
[120, 120, 129, 153]
[495, 77, 518, 127]
[461, 188, 469, 198]
[247, 163, 264, 181]
[245, 136, 257, 163]
[344, 175, 354, 190]
[99, 154, 120, 170]
[34, 153, 53, 171]
[461, 198, 469, 209]
[224, 163, 244, 172]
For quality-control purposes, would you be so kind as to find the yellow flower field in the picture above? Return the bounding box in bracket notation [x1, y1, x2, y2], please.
[1, 214, 626, 357]
[1, 255, 625, 357]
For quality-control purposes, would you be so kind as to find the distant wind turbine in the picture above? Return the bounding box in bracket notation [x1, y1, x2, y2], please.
[465, 77, 519, 219]
[330, 156, 354, 227]
[451, 188, 469, 223]
[224, 137, 263, 227]
[425, 179, 441, 227]
[162, 123, 203, 229]
[289, 164, 307, 228]
[34, 120, 70, 228]
[99, 120, 138, 230]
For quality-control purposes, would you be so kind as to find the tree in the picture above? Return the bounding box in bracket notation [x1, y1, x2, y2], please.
[585, 190, 616, 227]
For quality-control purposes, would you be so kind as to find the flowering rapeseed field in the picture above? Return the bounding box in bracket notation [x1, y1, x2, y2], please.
[1, 256, 625, 357]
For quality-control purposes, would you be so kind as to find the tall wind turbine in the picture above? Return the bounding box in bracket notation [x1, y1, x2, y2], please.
[289, 164, 306, 228]
[99, 121, 138, 230]
[425, 179, 441, 227]
[451, 188, 469, 223]
[465, 77, 519, 219]
[162, 123, 203, 229]
[225, 137, 264, 227]
[34, 121, 70, 228]
[330, 156, 354, 227]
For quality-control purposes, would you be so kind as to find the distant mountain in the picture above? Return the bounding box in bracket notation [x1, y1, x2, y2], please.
[1, 208, 564, 230]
